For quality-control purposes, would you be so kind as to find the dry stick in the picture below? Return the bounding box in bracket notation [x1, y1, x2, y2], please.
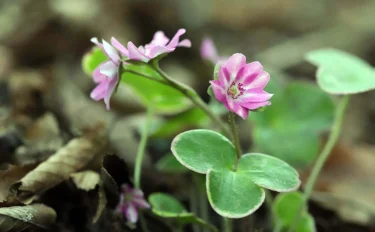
[289, 95, 350, 232]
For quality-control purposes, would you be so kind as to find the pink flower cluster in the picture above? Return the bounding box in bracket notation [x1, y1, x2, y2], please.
[89, 29, 191, 109]
[116, 184, 150, 223]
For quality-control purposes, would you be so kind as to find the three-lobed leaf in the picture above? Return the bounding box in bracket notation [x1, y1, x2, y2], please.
[306, 48, 375, 94]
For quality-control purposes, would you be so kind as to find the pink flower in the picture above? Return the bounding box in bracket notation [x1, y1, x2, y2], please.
[200, 37, 228, 64]
[90, 37, 128, 109]
[210, 53, 273, 119]
[127, 28, 191, 62]
[116, 184, 150, 223]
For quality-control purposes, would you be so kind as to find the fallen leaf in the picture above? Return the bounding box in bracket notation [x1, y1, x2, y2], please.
[303, 143, 375, 225]
[13, 136, 105, 203]
[0, 164, 36, 205]
[70, 170, 100, 191]
[0, 204, 56, 231]
[94, 154, 131, 221]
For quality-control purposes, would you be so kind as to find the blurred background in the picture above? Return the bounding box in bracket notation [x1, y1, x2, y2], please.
[1, 0, 375, 231]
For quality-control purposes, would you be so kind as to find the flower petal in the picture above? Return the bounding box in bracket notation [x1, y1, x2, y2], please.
[178, 39, 191, 47]
[102, 39, 120, 64]
[151, 31, 170, 46]
[235, 61, 263, 84]
[104, 75, 119, 110]
[125, 203, 138, 223]
[90, 81, 108, 101]
[238, 89, 273, 103]
[111, 37, 129, 57]
[93, 65, 106, 83]
[244, 71, 270, 90]
[127, 42, 150, 62]
[239, 101, 271, 110]
[90, 37, 104, 50]
[201, 37, 218, 63]
[133, 197, 150, 209]
[224, 53, 246, 80]
[218, 66, 231, 88]
[100, 61, 118, 79]
[210, 80, 226, 102]
[224, 99, 249, 119]
[166, 28, 186, 49]
[148, 45, 174, 59]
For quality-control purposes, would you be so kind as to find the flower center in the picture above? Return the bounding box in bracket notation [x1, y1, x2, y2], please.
[227, 82, 245, 99]
[124, 193, 133, 202]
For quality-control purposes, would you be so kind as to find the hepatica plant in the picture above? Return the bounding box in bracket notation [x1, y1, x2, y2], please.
[82, 28, 301, 230]
[171, 53, 300, 218]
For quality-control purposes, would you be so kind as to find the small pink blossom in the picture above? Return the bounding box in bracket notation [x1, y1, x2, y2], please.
[90, 37, 128, 109]
[116, 184, 150, 223]
[200, 37, 228, 64]
[210, 53, 273, 119]
[127, 28, 191, 62]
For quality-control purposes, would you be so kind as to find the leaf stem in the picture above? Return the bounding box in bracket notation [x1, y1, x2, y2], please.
[133, 103, 154, 189]
[228, 112, 242, 169]
[290, 95, 350, 232]
[151, 62, 231, 138]
[224, 217, 233, 232]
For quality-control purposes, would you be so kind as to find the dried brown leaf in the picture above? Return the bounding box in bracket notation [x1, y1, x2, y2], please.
[0, 164, 36, 205]
[14, 136, 105, 203]
[0, 204, 56, 232]
[305, 144, 375, 225]
[70, 170, 100, 191]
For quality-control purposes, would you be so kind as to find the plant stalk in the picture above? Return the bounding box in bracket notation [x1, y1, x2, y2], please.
[133, 104, 154, 189]
[151, 63, 231, 138]
[228, 112, 242, 169]
[289, 95, 350, 232]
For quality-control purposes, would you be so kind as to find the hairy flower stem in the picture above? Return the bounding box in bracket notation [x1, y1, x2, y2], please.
[224, 217, 233, 232]
[150, 62, 232, 138]
[134, 104, 154, 189]
[289, 95, 350, 232]
[229, 112, 242, 169]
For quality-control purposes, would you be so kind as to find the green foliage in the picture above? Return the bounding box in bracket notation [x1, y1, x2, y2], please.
[250, 81, 335, 167]
[82, 47, 107, 76]
[306, 48, 375, 94]
[206, 169, 265, 218]
[156, 153, 187, 173]
[171, 129, 237, 174]
[237, 154, 300, 192]
[171, 129, 300, 218]
[149, 193, 218, 232]
[151, 108, 209, 138]
[273, 192, 316, 232]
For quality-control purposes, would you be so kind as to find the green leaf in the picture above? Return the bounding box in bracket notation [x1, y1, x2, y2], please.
[273, 192, 316, 232]
[306, 48, 375, 94]
[149, 193, 188, 217]
[237, 153, 300, 192]
[250, 82, 335, 167]
[121, 71, 191, 114]
[156, 153, 188, 173]
[213, 63, 220, 80]
[82, 47, 107, 76]
[206, 169, 265, 218]
[171, 129, 236, 174]
[151, 108, 209, 138]
[149, 193, 218, 232]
